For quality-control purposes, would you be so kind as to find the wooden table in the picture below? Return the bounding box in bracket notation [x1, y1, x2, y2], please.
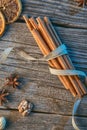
[0, 0, 87, 129]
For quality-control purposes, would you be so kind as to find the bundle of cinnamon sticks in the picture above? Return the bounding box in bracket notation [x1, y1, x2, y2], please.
[23, 15, 87, 97]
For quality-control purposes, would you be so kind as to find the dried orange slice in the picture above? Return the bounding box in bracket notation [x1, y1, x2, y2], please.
[0, 0, 22, 24]
[0, 11, 5, 36]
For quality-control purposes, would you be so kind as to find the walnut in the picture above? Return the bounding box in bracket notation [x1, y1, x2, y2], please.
[18, 99, 33, 116]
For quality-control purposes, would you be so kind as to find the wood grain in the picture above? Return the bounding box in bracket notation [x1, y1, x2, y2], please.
[0, 0, 87, 129]
[1, 23, 87, 73]
[21, 0, 87, 28]
[0, 110, 74, 130]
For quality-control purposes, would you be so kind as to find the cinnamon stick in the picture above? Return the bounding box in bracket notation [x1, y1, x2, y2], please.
[23, 16, 77, 96]
[44, 17, 87, 95]
[23, 15, 87, 96]
[31, 16, 87, 96]
[32, 30, 77, 96]
[36, 17, 83, 97]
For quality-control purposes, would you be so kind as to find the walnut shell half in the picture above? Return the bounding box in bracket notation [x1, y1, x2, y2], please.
[0, 0, 22, 24]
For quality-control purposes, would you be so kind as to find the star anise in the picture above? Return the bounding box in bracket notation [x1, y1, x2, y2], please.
[5, 74, 19, 88]
[0, 89, 9, 106]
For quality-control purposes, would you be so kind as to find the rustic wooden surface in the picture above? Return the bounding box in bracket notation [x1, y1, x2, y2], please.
[0, 0, 87, 129]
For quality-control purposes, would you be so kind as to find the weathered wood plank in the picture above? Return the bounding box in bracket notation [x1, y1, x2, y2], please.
[0, 23, 79, 115]
[20, 0, 87, 28]
[1, 23, 87, 72]
[0, 80, 74, 114]
[0, 21, 87, 129]
[0, 23, 87, 115]
[0, 0, 87, 129]
[0, 109, 87, 130]
[0, 110, 74, 130]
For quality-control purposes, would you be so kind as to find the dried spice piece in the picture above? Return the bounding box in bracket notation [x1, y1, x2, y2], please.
[5, 74, 19, 88]
[0, 11, 5, 36]
[74, 0, 85, 6]
[18, 99, 33, 116]
[0, 0, 22, 24]
[0, 89, 9, 106]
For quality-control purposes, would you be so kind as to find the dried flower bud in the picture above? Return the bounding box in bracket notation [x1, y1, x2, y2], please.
[5, 74, 20, 88]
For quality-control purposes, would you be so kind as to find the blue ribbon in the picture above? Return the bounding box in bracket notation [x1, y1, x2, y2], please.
[17, 44, 87, 78]
[17, 44, 68, 61]
[72, 99, 81, 130]
[49, 68, 86, 77]
[44, 44, 68, 61]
